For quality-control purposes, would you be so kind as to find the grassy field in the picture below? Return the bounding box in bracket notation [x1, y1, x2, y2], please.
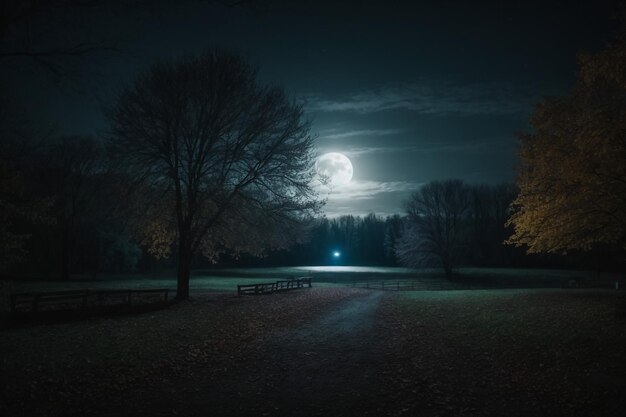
[3, 266, 621, 297]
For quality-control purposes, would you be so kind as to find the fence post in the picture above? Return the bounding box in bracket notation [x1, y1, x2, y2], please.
[397, 281, 399, 291]
[382, 281, 385, 291]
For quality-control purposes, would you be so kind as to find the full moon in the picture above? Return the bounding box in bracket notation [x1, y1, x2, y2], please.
[316, 152, 353, 186]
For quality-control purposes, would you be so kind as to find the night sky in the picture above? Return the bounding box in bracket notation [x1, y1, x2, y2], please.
[4, 0, 619, 217]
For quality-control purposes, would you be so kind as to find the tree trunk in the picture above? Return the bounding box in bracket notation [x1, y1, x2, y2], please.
[176, 237, 192, 300]
[617, 272, 625, 318]
[60, 222, 70, 280]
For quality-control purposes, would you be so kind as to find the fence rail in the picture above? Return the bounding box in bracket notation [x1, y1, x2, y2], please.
[350, 280, 460, 291]
[238, 277, 312, 296]
[9, 288, 171, 314]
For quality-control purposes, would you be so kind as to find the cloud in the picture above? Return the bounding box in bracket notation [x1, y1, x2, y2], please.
[318, 180, 420, 217]
[318, 179, 420, 201]
[317, 128, 405, 141]
[338, 139, 516, 157]
[305, 80, 535, 116]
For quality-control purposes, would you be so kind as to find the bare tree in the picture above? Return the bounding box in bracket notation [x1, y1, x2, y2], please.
[107, 49, 321, 300]
[396, 179, 470, 279]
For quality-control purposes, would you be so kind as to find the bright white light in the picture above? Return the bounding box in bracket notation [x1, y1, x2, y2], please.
[333, 251, 341, 257]
[316, 152, 354, 186]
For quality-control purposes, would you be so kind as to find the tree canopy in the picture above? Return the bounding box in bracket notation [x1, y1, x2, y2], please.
[507, 35, 626, 255]
[107, 49, 321, 299]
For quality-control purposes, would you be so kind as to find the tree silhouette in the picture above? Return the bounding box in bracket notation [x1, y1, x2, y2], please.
[107, 49, 321, 299]
[396, 180, 470, 279]
[507, 33, 626, 255]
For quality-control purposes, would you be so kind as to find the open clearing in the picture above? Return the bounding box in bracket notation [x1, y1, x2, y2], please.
[1, 286, 625, 416]
[5, 266, 621, 295]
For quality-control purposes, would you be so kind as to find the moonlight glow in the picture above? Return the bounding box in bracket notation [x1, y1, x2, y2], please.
[316, 152, 354, 186]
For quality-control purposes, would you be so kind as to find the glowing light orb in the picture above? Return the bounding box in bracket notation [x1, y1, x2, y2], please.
[333, 251, 341, 257]
[316, 152, 353, 186]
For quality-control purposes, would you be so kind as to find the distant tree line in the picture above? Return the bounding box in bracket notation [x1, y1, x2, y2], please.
[229, 180, 523, 271]
[227, 213, 403, 267]
[216, 180, 532, 270]
[228, 178, 624, 275]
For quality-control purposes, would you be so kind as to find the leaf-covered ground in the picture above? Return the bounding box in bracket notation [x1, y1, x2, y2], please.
[375, 290, 626, 417]
[1, 288, 625, 416]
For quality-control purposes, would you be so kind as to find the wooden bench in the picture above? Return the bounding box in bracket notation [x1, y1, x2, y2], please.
[237, 277, 312, 297]
[9, 288, 171, 314]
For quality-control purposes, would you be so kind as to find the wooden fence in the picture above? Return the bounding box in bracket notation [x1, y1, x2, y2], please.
[238, 277, 312, 296]
[9, 288, 171, 314]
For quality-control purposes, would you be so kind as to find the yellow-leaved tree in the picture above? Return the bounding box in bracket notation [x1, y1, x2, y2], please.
[507, 34, 626, 254]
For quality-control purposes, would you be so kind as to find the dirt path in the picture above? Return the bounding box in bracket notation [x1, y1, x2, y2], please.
[161, 291, 387, 417]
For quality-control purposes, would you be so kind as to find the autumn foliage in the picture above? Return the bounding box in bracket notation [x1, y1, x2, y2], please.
[507, 35, 626, 254]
